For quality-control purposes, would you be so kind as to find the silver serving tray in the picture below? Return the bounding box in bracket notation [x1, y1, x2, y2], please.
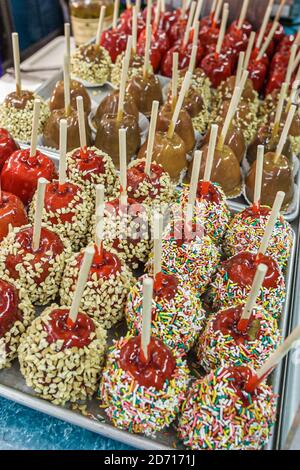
[0, 151, 297, 449]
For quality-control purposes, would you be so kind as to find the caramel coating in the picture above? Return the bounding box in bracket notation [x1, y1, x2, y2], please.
[95, 113, 140, 167]
[94, 90, 139, 128]
[245, 151, 294, 209]
[201, 125, 246, 163]
[126, 73, 163, 117]
[192, 144, 242, 197]
[247, 124, 293, 166]
[43, 108, 92, 151]
[4, 90, 35, 110]
[156, 102, 195, 153]
[50, 80, 91, 114]
[138, 131, 187, 180]
[218, 76, 256, 102]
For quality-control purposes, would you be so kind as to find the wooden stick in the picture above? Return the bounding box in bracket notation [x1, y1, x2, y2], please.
[59, 119, 68, 188]
[167, 71, 192, 139]
[235, 52, 245, 87]
[32, 178, 48, 252]
[213, 0, 223, 23]
[96, 6, 106, 45]
[238, 264, 268, 330]
[181, 0, 188, 18]
[187, 150, 202, 224]
[256, 1, 274, 49]
[161, 0, 166, 13]
[68, 246, 95, 325]
[254, 145, 264, 207]
[216, 3, 229, 55]
[143, 23, 152, 77]
[275, 104, 297, 162]
[136, 0, 141, 14]
[219, 86, 241, 148]
[192, 0, 204, 30]
[275, 0, 286, 23]
[119, 128, 127, 197]
[12, 33, 21, 95]
[274, 82, 288, 127]
[172, 52, 179, 104]
[64, 23, 71, 57]
[285, 43, 298, 85]
[117, 36, 133, 120]
[210, 0, 217, 15]
[295, 28, 300, 46]
[95, 184, 105, 250]
[288, 80, 300, 108]
[64, 55, 71, 117]
[76, 96, 87, 152]
[247, 323, 300, 392]
[292, 50, 300, 75]
[132, 5, 138, 52]
[183, 1, 197, 47]
[258, 191, 285, 256]
[154, 0, 161, 27]
[188, 45, 198, 75]
[257, 21, 278, 60]
[126, 0, 132, 9]
[141, 278, 154, 363]
[30, 99, 41, 158]
[153, 213, 164, 277]
[112, 0, 120, 30]
[237, 0, 249, 30]
[244, 31, 256, 71]
[204, 124, 218, 181]
[145, 100, 159, 176]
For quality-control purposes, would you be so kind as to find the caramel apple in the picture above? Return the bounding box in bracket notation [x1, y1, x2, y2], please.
[71, 43, 112, 85]
[201, 124, 246, 164]
[93, 90, 139, 128]
[50, 79, 91, 114]
[247, 124, 292, 167]
[217, 75, 257, 103]
[156, 102, 195, 153]
[43, 108, 92, 152]
[95, 113, 140, 167]
[138, 131, 187, 181]
[4, 89, 34, 110]
[126, 73, 163, 118]
[245, 152, 294, 209]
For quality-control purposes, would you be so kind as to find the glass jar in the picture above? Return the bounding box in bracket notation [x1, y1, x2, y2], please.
[70, 0, 114, 46]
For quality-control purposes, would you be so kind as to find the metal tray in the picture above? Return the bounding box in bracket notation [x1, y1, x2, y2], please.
[0, 155, 297, 449]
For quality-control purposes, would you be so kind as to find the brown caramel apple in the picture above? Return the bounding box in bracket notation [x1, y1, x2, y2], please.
[245, 151, 294, 209]
[95, 113, 140, 167]
[188, 144, 242, 198]
[156, 102, 195, 153]
[43, 108, 92, 151]
[50, 79, 91, 114]
[247, 124, 293, 167]
[218, 76, 256, 102]
[93, 90, 139, 128]
[138, 131, 187, 181]
[4, 90, 35, 110]
[201, 125, 246, 163]
[126, 73, 163, 117]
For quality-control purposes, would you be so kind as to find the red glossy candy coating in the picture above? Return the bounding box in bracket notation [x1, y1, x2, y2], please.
[223, 30, 248, 55]
[119, 336, 176, 390]
[223, 251, 280, 290]
[212, 304, 261, 344]
[75, 248, 121, 281]
[250, 48, 269, 67]
[1, 149, 57, 206]
[199, 25, 219, 49]
[138, 27, 170, 59]
[137, 37, 162, 72]
[69, 148, 106, 181]
[265, 67, 286, 96]
[197, 181, 222, 204]
[0, 279, 22, 337]
[118, 11, 145, 37]
[5, 226, 64, 285]
[223, 365, 258, 405]
[161, 41, 204, 77]
[127, 161, 164, 203]
[201, 53, 232, 88]
[44, 308, 95, 349]
[247, 59, 268, 93]
[0, 191, 28, 241]
[271, 52, 290, 72]
[0, 128, 19, 172]
[169, 18, 188, 44]
[228, 20, 253, 37]
[44, 181, 82, 224]
[241, 205, 270, 220]
[154, 272, 178, 302]
[266, 21, 285, 44]
[100, 29, 128, 63]
[160, 10, 181, 38]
